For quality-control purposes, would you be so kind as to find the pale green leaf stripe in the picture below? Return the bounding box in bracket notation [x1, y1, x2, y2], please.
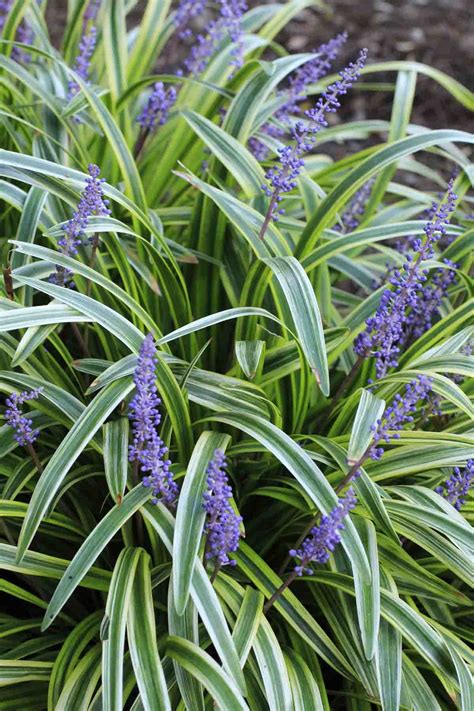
[48, 611, 103, 711]
[297, 129, 474, 257]
[231, 543, 354, 677]
[141, 504, 246, 693]
[376, 570, 402, 711]
[354, 520, 380, 661]
[253, 618, 293, 711]
[103, 0, 127, 103]
[157, 307, 285, 346]
[11, 185, 47, 270]
[445, 642, 473, 711]
[0, 660, 53, 684]
[232, 587, 263, 666]
[12, 324, 58, 367]
[166, 638, 249, 711]
[55, 644, 102, 711]
[168, 578, 205, 711]
[173, 431, 231, 616]
[127, 0, 171, 80]
[42, 486, 150, 629]
[102, 548, 142, 711]
[128, 552, 171, 711]
[301, 221, 462, 272]
[13, 275, 144, 352]
[235, 340, 265, 380]
[384, 502, 473, 552]
[264, 256, 330, 395]
[284, 650, 325, 711]
[209, 411, 371, 582]
[103, 419, 129, 505]
[0, 304, 92, 331]
[17, 379, 134, 562]
[348, 389, 385, 465]
[0, 543, 111, 591]
[11, 242, 161, 336]
[182, 110, 265, 197]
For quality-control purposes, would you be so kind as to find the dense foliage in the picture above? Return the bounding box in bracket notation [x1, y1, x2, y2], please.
[0, 1, 473, 709]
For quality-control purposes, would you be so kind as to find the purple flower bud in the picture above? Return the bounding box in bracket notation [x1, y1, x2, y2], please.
[290, 489, 356, 575]
[435, 459, 473, 511]
[203, 449, 242, 567]
[4, 388, 43, 447]
[334, 178, 375, 233]
[128, 334, 178, 507]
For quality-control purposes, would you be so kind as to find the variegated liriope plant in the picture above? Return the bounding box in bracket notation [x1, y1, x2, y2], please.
[0, 1, 473, 710]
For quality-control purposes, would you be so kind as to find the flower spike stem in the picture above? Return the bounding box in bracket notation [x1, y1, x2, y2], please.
[26, 442, 43, 475]
[263, 569, 300, 613]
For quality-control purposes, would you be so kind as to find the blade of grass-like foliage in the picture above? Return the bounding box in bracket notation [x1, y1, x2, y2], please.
[17, 378, 134, 561]
[296, 129, 474, 257]
[347, 389, 385, 465]
[384, 502, 473, 551]
[208, 411, 371, 581]
[401, 654, 442, 711]
[363, 70, 417, 220]
[0, 543, 110, 590]
[376, 570, 402, 711]
[234, 543, 354, 677]
[264, 256, 329, 395]
[103, 419, 129, 505]
[182, 110, 265, 197]
[232, 587, 264, 666]
[55, 644, 102, 711]
[353, 519, 380, 661]
[0, 660, 53, 684]
[166, 638, 249, 711]
[176, 168, 289, 257]
[168, 578, 205, 711]
[13, 276, 144, 351]
[0, 304, 92, 331]
[103, 0, 128, 103]
[257, 0, 321, 41]
[141, 503, 246, 693]
[11, 186, 47, 270]
[127, 551, 171, 711]
[48, 611, 103, 711]
[235, 340, 265, 380]
[225, 53, 316, 141]
[42, 487, 150, 630]
[127, 0, 171, 80]
[253, 617, 293, 711]
[173, 431, 231, 616]
[102, 548, 142, 711]
[445, 642, 473, 711]
[284, 650, 325, 711]
[11, 324, 58, 367]
[11, 242, 161, 335]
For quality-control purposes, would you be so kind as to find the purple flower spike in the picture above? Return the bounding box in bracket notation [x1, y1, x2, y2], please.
[335, 178, 375, 233]
[203, 449, 242, 567]
[51, 164, 110, 286]
[5, 388, 43, 447]
[137, 82, 178, 131]
[354, 179, 457, 377]
[436, 460, 473, 511]
[174, 0, 207, 38]
[290, 489, 356, 576]
[128, 334, 178, 507]
[68, 25, 97, 100]
[260, 49, 367, 225]
[183, 0, 247, 75]
[83, 0, 101, 24]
